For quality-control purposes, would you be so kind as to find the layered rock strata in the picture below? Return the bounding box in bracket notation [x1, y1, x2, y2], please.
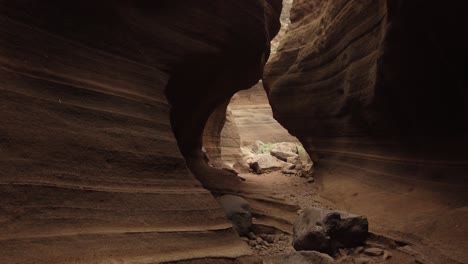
[264, 0, 468, 263]
[0, 0, 281, 263]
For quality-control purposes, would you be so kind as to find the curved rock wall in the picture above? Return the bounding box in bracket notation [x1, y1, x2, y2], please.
[203, 100, 242, 168]
[229, 82, 300, 146]
[264, 0, 468, 263]
[0, 0, 281, 263]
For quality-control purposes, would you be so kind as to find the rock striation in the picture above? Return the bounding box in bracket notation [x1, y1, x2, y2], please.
[264, 0, 468, 263]
[0, 0, 282, 263]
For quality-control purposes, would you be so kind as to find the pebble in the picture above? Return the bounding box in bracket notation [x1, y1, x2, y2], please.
[353, 246, 364, 254]
[364, 247, 384, 256]
[256, 237, 263, 244]
[248, 240, 257, 247]
[247, 232, 256, 240]
[338, 248, 348, 256]
[264, 235, 275, 243]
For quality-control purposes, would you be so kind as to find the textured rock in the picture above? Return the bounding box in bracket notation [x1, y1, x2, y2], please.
[248, 154, 286, 174]
[264, 0, 468, 262]
[203, 101, 242, 167]
[281, 169, 296, 175]
[217, 195, 253, 236]
[364, 247, 384, 256]
[251, 140, 266, 153]
[229, 82, 301, 146]
[293, 208, 368, 253]
[0, 0, 282, 263]
[271, 150, 298, 162]
[271, 142, 298, 154]
[286, 156, 299, 164]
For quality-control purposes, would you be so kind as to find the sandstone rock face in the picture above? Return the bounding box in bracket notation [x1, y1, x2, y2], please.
[0, 0, 281, 263]
[264, 0, 468, 262]
[248, 154, 286, 174]
[229, 82, 300, 146]
[270, 0, 294, 54]
[293, 208, 368, 253]
[203, 101, 242, 167]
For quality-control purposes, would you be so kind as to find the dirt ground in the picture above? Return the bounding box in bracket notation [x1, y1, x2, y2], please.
[234, 171, 428, 264]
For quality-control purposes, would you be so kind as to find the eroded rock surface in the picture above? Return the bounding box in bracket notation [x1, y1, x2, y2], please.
[264, 0, 468, 262]
[0, 0, 282, 263]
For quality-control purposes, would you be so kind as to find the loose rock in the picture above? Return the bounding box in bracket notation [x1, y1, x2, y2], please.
[287, 156, 299, 164]
[247, 154, 285, 174]
[282, 169, 296, 175]
[364, 247, 384, 256]
[271, 142, 299, 154]
[382, 250, 391, 260]
[216, 195, 252, 236]
[251, 140, 265, 153]
[353, 246, 364, 254]
[293, 207, 368, 254]
[256, 237, 263, 244]
[247, 231, 257, 240]
[271, 150, 299, 162]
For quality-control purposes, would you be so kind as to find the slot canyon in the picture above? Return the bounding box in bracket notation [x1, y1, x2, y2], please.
[1, 0, 467, 263]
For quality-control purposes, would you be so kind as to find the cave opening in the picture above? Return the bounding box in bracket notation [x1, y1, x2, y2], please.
[202, 81, 313, 178]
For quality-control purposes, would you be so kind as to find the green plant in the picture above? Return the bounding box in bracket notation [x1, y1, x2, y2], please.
[297, 145, 306, 154]
[256, 143, 275, 154]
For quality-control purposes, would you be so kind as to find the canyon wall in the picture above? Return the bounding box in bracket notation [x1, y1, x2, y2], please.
[0, 0, 281, 263]
[229, 82, 299, 147]
[264, 0, 468, 263]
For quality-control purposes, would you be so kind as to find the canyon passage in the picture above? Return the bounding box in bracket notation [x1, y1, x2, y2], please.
[0, 0, 467, 263]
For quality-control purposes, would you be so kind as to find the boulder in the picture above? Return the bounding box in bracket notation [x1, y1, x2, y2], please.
[271, 142, 299, 154]
[247, 154, 286, 174]
[286, 156, 299, 164]
[216, 195, 252, 236]
[271, 150, 299, 162]
[263, 251, 334, 264]
[293, 208, 368, 254]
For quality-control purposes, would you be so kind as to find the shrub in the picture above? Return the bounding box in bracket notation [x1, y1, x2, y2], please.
[255, 143, 275, 154]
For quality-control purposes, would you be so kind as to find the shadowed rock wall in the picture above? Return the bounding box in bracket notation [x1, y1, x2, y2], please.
[0, 0, 281, 263]
[264, 0, 468, 263]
